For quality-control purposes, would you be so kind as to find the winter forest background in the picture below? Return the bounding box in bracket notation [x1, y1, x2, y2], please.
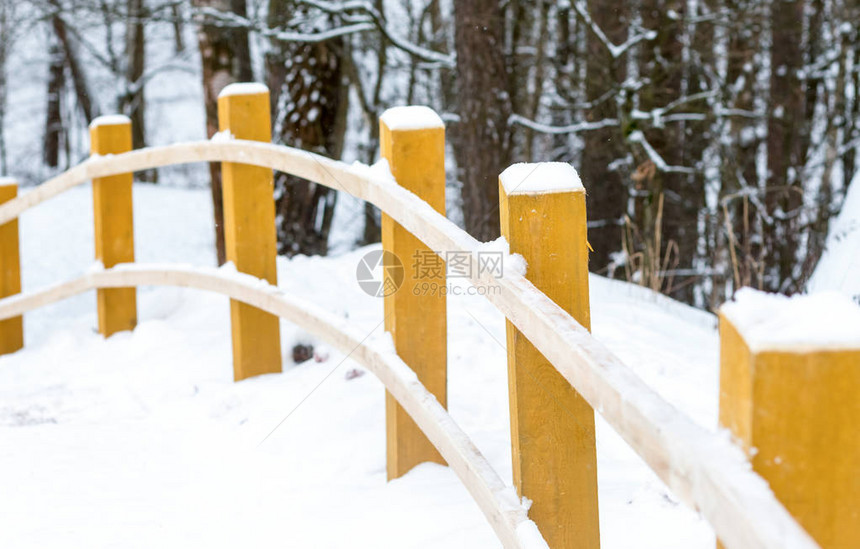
[0, 0, 858, 310]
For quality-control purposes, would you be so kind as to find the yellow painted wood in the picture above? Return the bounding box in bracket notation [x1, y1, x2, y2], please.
[380, 116, 447, 480]
[0, 181, 23, 355]
[217, 85, 282, 381]
[499, 180, 599, 549]
[719, 315, 860, 548]
[91, 119, 137, 336]
[718, 314, 754, 454]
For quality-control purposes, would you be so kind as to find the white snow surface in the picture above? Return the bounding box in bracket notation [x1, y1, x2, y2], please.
[210, 130, 235, 142]
[1, 185, 719, 548]
[89, 114, 132, 128]
[380, 106, 444, 131]
[500, 162, 583, 195]
[218, 82, 270, 98]
[0, 177, 17, 186]
[477, 236, 528, 277]
[350, 158, 396, 184]
[808, 172, 860, 303]
[722, 288, 860, 351]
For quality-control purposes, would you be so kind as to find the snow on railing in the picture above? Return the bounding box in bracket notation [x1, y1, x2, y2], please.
[0, 86, 844, 549]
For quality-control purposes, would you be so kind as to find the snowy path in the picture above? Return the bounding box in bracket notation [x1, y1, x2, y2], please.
[1, 185, 717, 548]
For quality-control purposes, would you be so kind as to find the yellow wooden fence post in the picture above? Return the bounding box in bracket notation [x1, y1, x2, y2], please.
[499, 163, 599, 549]
[90, 115, 137, 337]
[379, 106, 447, 479]
[217, 83, 282, 381]
[0, 179, 23, 355]
[719, 290, 860, 548]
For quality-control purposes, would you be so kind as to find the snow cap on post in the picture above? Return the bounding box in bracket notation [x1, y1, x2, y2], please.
[218, 82, 269, 99]
[719, 288, 860, 547]
[89, 114, 131, 129]
[721, 288, 860, 352]
[500, 162, 583, 196]
[380, 106, 444, 131]
[0, 177, 17, 188]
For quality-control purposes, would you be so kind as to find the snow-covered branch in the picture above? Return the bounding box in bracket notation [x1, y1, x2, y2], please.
[631, 91, 715, 127]
[568, 0, 656, 59]
[715, 107, 764, 119]
[658, 90, 716, 115]
[126, 54, 198, 95]
[298, 0, 455, 67]
[194, 7, 375, 43]
[192, 3, 453, 67]
[628, 131, 697, 174]
[509, 114, 619, 134]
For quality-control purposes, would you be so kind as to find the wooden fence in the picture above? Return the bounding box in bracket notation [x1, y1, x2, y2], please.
[0, 83, 853, 549]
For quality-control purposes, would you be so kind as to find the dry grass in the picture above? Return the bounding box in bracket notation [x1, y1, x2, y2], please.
[620, 193, 680, 294]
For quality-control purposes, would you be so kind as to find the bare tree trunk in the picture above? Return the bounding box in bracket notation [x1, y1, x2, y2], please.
[0, 67, 6, 174]
[44, 30, 65, 169]
[360, 0, 388, 246]
[505, 0, 534, 158]
[124, 0, 155, 180]
[171, 3, 185, 54]
[765, 0, 805, 293]
[691, 0, 726, 308]
[0, 1, 11, 175]
[636, 0, 675, 274]
[192, 0, 254, 265]
[519, 0, 551, 160]
[721, 0, 765, 293]
[800, 0, 831, 283]
[550, 2, 576, 161]
[580, 0, 628, 271]
[125, 0, 146, 150]
[843, 16, 860, 193]
[429, 0, 455, 113]
[453, 0, 512, 242]
[266, 0, 348, 257]
[50, 11, 96, 124]
[231, 0, 254, 82]
[638, 0, 705, 302]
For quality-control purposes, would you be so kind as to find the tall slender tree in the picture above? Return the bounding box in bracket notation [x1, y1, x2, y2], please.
[44, 29, 65, 169]
[192, 0, 254, 264]
[125, 0, 145, 149]
[580, 0, 629, 272]
[765, 0, 805, 292]
[453, 0, 512, 242]
[266, 0, 348, 257]
[123, 0, 153, 180]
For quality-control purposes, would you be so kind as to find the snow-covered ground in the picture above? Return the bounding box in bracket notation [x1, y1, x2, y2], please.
[809, 173, 860, 303]
[0, 184, 720, 548]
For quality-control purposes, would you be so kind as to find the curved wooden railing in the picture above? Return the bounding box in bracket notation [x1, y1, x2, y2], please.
[0, 263, 543, 548]
[0, 96, 823, 549]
